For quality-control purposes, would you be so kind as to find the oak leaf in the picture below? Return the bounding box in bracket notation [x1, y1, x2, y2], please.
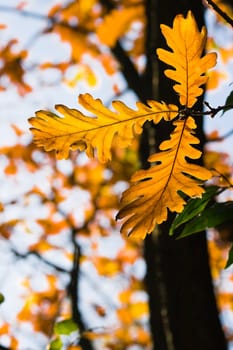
[29, 93, 178, 162]
[117, 117, 212, 238]
[157, 11, 217, 107]
[29, 11, 217, 240]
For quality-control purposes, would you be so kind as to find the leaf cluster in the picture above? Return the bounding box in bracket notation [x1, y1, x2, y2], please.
[29, 11, 224, 240]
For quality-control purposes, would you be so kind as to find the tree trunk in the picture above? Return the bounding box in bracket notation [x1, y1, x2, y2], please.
[142, 1, 228, 349]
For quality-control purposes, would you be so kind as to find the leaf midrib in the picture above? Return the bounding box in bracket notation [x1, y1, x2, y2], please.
[34, 109, 178, 140]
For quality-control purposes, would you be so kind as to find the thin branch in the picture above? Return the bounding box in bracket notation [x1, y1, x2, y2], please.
[48, 185, 118, 310]
[0, 5, 48, 21]
[217, 128, 233, 140]
[99, 0, 146, 101]
[207, 128, 233, 142]
[0, 345, 10, 350]
[68, 237, 82, 327]
[112, 42, 148, 101]
[210, 168, 233, 188]
[180, 102, 233, 118]
[0, 3, 144, 100]
[0, 5, 88, 32]
[11, 248, 69, 273]
[205, 0, 233, 27]
[67, 232, 94, 350]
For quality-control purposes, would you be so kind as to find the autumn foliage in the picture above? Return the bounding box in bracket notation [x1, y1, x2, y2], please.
[0, 1, 233, 350]
[29, 11, 217, 239]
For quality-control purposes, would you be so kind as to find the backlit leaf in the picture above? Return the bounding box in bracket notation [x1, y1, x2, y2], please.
[177, 201, 233, 239]
[169, 185, 220, 235]
[117, 117, 212, 238]
[29, 93, 178, 162]
[49, 337, 63, 350]
[157, 11, 217, 107]
[54, 319, 78, 336]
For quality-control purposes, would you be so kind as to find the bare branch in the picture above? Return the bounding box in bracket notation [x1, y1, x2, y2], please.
[205, 0, 233, 27]
[11, 248, 69, 273]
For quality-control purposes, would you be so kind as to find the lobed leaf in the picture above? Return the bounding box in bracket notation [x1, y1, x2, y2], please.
[117, 116, 212, 238]
[29, 93, 178, 162]
[157, 11, 217, 108]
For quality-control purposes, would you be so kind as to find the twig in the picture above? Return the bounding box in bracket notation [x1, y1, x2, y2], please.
[68, 237, 81, 327]
[0, 5, 88, 33]
[211, 168, 233, 188]
[181, 102, 233, 118]
[67, 232, 94, 350]
[207, 128, 233, 141]
[0, 5, 48, 21]
[205, 0, 233, 27]
[11, 248, 69, 273]
[99, 0, 146, 101]
[0, 345, 11, 350]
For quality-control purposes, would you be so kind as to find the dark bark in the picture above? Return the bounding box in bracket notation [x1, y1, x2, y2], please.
[142, 1, 228, 350]
[68, 241, 94, 350]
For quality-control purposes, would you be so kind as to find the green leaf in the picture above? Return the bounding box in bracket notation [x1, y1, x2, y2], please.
[177, 201, 233, 239]
[225, 244, 233, 269]
[222, 90, 233, 115]
[0, 294, 5, 304]
[169, 186, 219, 235]
[54, 319, 79, 336]
[49, 337, 63, 350]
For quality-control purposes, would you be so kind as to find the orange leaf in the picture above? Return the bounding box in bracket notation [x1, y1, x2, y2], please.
[29, 93, 178, 162]
[117, 117, 212, 238]
[157, 11, 217, 107]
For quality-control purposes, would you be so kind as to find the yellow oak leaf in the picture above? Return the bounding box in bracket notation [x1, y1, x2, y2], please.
[117, 116, 212, 238]
[29, 93, 178, 162]
[157, 11, 217, 108]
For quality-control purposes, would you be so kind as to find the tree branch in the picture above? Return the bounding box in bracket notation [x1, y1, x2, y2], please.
[67, 232, 94, 350]
[205, 0, 233, 27]
[208, 128, 233, 142]
[0, 345, 11, 350]
[0, 5, 88, 32]
[98, 0, 146, 101]
[178, 103, 233, 118]
[11, 248, 69, 273]
[0, 5, 49, 21]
